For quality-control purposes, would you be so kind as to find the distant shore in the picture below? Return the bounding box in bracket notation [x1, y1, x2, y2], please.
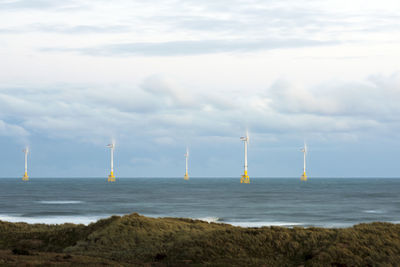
[1, 213, 400, 266]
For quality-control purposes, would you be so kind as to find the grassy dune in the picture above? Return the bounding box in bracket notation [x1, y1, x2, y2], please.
[1, 213, 400, 266]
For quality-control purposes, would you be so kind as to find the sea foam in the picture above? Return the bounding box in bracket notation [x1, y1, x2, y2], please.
[227, 221, 304, 227]
[196, 217, 221, 223]
[38, 200, 83, 204]
[0, 214, 101, 225]
[363, 210, 385, 214]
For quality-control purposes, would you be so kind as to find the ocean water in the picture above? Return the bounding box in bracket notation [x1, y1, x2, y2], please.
[1, 178, 400, 228]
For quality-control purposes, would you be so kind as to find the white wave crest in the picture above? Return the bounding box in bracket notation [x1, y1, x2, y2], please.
[227, 221, 304, 227]
[363, 210, 384, 214]
[0, 214, 102, 225]
[196, 217, 221, 223]
[38, 200, 83, 204]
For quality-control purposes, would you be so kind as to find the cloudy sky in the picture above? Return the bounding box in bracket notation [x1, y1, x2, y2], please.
[1, 0, 400, 178]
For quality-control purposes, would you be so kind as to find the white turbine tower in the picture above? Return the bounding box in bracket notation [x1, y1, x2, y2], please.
[22, 147, 29, 181]
[301, 142, 308, 181]
[240, 131, 250, 184]
[184, 147, 189, 180]
[107, 143, 115, 182]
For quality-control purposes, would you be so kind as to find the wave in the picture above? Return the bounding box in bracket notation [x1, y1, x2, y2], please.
[0, 214, 102, 225]
[363, 210, 385, 214]
[226, 220, 400, 228]
[38, 200, 83, 204]
[316, 222, 354, 228]
[0, 213, 379, 228]
[227, 221, 304, 227]
[196, 217, 221, 223]
[193, 216, 304, 227]
[163, 216, 304, 227]
[227, 221, 357, 228]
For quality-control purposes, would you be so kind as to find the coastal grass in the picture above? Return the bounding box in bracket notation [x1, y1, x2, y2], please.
[1, 213, 400, 266]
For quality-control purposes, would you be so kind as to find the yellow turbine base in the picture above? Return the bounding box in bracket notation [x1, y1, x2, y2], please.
[241, 170, 250, 184]
[301, 172, 307, 181]
[22, 172, 29, 181]
[108, 172, 115, 182]
[184, 173, 189, 180]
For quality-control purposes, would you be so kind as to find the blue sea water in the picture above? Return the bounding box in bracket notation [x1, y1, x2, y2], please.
[0, 178, 399, 228]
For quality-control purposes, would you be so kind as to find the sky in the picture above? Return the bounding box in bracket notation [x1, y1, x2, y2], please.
[1, 0, 400, 178]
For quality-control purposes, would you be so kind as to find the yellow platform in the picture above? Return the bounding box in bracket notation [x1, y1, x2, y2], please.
[301, 172, 307, 181]
[184, 173, 189, 180]
[22, 172, 29, 181]
[240, 170, 250, 184]
[108, 171, 115, 182]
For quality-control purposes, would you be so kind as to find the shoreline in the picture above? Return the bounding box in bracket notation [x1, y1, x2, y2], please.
[0, 213, 388, 228]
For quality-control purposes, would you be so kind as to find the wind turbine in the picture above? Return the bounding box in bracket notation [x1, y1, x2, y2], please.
[107, 143, 115, 182]
[184, 147, 189, 180]
[240, 131, 250, 184]
[301, 142, 308, 181]
[22, 147, 29, 181]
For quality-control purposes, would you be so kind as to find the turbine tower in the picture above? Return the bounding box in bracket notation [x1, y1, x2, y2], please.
[240, 132, 250, 184]
[184, 147, 189, 180]
[301, 143, 307, 181]
[107, 143, 115, 182]
[22, 147, 29, 181]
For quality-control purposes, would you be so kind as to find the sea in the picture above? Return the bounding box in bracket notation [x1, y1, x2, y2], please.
[1, 178, 400, 228]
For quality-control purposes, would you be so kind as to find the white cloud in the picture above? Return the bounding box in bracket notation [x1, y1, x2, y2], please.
[141, 75, 201, 108]
[266, 73, 400, 119]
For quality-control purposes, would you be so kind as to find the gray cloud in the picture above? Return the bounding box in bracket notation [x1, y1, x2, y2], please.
[145, 1, 400, 41]
[1, 0, 400, 177]
[0, 120, 29, 138]
[41, 38, 338, 57]
[161, 7, 334, 34]
[33, 24, 132, 34]
[1, 72, 398, 147]
[1, 73, 400, 178]
[0, 23, 132, 35]
[0, 27, 23, 34]
[1, 0, 398, 50]
[0, 0, 81, 10]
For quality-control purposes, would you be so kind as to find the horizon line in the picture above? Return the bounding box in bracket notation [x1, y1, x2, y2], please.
[1, 177, 399, 179]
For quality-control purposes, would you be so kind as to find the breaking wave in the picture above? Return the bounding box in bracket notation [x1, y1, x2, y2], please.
[195, 217, 303, 227]
[227, 221, 304, 227]
[0, 214, 101, 225]
[38, 200, 83, 204]
[196, 217, 222, 223]
[363, 210, 385, 214]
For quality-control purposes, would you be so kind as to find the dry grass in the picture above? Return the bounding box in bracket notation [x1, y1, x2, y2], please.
[1, 213, 400, 266]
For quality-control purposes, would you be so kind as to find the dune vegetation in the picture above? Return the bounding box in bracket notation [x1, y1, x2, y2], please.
[1, 213, 400, 266]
